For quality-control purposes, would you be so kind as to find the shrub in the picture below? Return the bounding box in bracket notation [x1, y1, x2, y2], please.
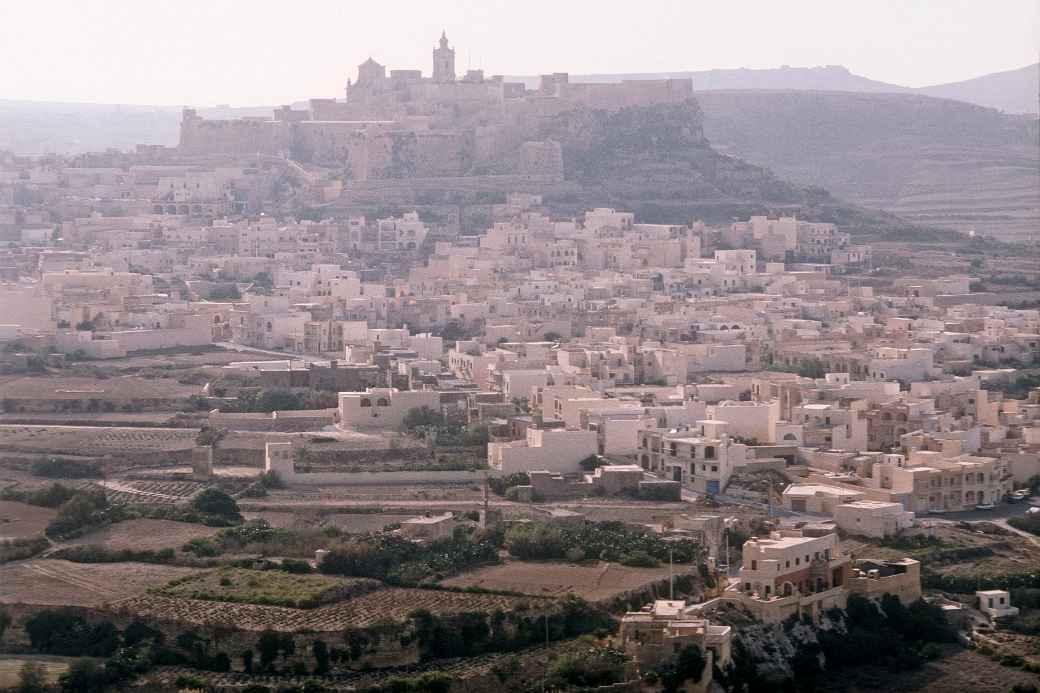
[504, 524, 565, 560]
[504, 520, 702, 564]
[44, 487, 114, 539]
[620, 550, 659, 568]
[546, 647, 627, 689]
[50, 545, 175, 564]
[320, 532, 497, 585]
[17, 661, 48, 693]
[564, 547, 586, 562]
[0, 536, 49, 563]
[281, 558, 314, 574]
[190, 488, 242, 522]
[578, 455, 603, 471]
[30, 458, 101, 479]
[488, 472, 529, 496]
[175, 675, 206, 689]
[24, 609, 120, 657]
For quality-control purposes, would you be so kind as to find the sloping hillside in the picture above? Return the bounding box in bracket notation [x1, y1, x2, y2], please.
[919, 63, 1039, 115]
[532, 99, 913, 231]
[697, 90, 1040, 241]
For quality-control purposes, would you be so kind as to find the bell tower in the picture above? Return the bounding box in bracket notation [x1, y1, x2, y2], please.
[432, 30, 455, 83]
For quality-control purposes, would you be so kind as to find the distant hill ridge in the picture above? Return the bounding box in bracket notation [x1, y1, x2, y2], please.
[510, 63, 1040, 115]
[696, 90, 1039, 241]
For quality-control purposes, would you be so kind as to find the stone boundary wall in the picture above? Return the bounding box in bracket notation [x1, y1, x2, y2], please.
[284, 469, 495, 486]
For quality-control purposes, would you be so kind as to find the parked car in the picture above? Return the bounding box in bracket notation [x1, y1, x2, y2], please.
[975, 503, 995, 511]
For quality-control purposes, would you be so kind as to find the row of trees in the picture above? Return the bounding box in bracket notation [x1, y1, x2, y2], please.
[319, 527, 498, 585]
[503, 520, 703, 566]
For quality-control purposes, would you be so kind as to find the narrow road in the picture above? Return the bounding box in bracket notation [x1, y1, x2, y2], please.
[215, 342, 330, 366]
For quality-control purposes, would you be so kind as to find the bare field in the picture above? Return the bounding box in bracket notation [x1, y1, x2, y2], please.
[111, 587, 551, 632]
[0, 655, 80, 688]
[0, 559, 201, 606]
[0, 500, 56, 540]
[60, 518, 220, 551]
[439, 559, 695, 602]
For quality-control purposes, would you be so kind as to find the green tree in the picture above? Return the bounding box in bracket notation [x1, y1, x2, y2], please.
[190, 488, 242, 521]
[312, 639, 330, 674]
[59, 659, 110, 693]
[504, 523, 565, 560]
[257, 630, 281, 670]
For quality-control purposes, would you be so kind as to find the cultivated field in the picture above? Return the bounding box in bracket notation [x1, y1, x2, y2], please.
[94, 479, 204, 505]
[111, 588, 551, 632]
[0, 425, 198, 455]
[0, 559, 200, 606]
[439, 559, 696, 602]
[158, 568, 379, 608]
[60, 518, 219, 551]
[0, 500, 55, 540]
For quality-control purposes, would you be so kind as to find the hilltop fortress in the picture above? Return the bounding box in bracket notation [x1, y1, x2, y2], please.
[178, 33, 695, 183]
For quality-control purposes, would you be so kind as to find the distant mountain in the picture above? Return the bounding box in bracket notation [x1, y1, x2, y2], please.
[918, 63, 1039, 115]
[511, 63, 1040, 114]
[0, 100, 279, 155]
[697, 90, 1039, 241]
[511, 65, 909, 94]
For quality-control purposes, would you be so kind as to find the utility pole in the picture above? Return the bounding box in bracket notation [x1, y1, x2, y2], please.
[669, 546, 674, 600]
[542, 612, 550, 693]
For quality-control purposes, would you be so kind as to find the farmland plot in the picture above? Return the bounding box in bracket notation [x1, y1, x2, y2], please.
[60, 518, 220, 550]
[0, 559, 201, 606]
[439, 559, 697, 602]
[111, 588, 551, 632]
[0, 500, 56, 540]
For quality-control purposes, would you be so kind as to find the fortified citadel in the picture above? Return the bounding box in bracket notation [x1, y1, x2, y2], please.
[178, 32, 696, 184]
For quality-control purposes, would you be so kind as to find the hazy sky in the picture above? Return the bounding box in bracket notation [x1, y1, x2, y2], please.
[2, 0, 1037, 106]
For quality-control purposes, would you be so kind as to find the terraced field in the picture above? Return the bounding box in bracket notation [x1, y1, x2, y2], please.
[158, 568, 380, 608]
[0, 425, 198, 455]
[94, 479, 205, 505]
[151, 639, 586, 691]
[110, 588, 552, 632]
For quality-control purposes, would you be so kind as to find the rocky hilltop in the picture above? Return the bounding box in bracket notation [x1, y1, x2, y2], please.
[531, 99, 906, 231]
